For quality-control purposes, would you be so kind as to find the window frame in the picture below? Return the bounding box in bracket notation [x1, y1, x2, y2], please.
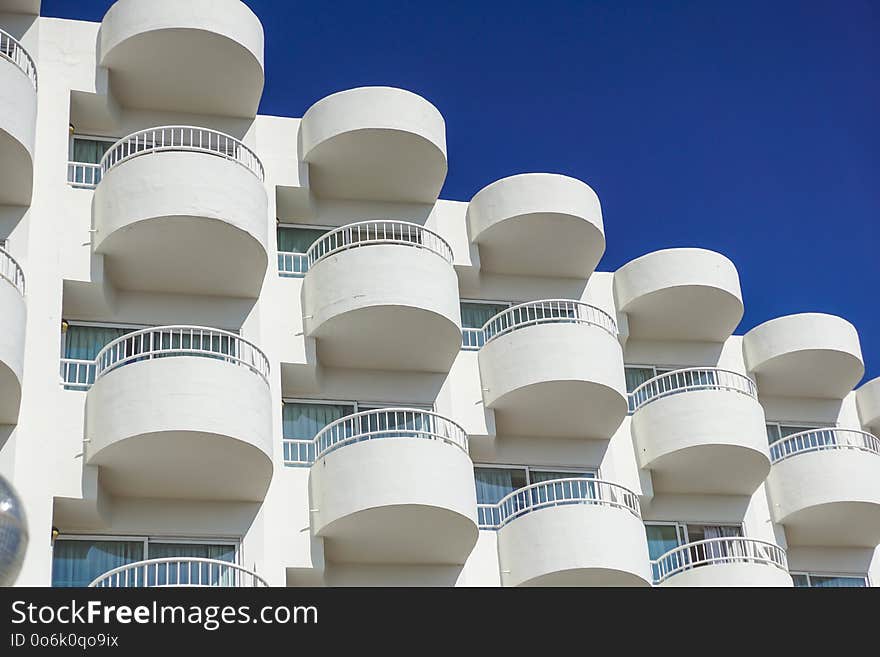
[276, 223, 335, 253]
[790, 571, 870, 587]
[765, 420, 836, 444]
[69, 133, 118, 164]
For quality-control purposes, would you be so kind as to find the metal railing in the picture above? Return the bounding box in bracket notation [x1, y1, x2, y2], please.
[283, 408, 468, 466]
[477, 478, 640, 530]
[0, 28, 37, 89]
[461, 327, 484, 350]
[278, 252, 309, 278]
[93, 326, 269, 384]
[66, 162, 102, 189]
[100, 126, 264, 181]
[60, 359, 97, 391]
[0, 246, 25, 295]
[482, 299, 617, 346]
[769, 428, 880, 464]
[652, 537, 788, 584]
[306, 220, 454, 267]
[88, 558, 268, 588]
[630, 367, 757, 412]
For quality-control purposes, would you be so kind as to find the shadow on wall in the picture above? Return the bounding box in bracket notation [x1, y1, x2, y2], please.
[322, 563, 464, 587]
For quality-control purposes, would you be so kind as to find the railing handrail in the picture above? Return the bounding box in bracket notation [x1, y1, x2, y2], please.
[770, 427, 880, 464]
[0, 28, 37, 89]
[100, 126, 264, 181]
[306, 220, 454, 267]
[651, 537, 788, 584]
[93, 325, 270, 383]
[0, 246, 25, 295]
[88, 558, 268, 588]
[480, 299, 618, 346]
[630, 367, 757, 412]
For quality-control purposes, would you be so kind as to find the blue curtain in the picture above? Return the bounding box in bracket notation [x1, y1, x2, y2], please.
[64, 325, 132, 361]
[474, 468, 526, 505]
[51, 540, 144, 587]
[277, 227, 328, 253]
[72, 138, 112, 165]
[282, 403, 353, 440]
[460, 302, 509, 330]
[624, 367, 655, 393]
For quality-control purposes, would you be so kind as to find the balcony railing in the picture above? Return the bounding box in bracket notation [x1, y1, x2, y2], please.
[59, 359, 97, 391]
[306, 220, 454, 268]
[282, 408, 467, 466]
[66, 162, 102, 189]
[477, 478, 640, 530]
[482, 299, 617, 346]
[461, 327, 483, 350]
[630, 367, 757, 412]
[278, 251, 309, 278]
[88, 558, 268, 588]
[100, 126, 264, 181]
[652, 537, 788, 585]
[0, 246, 25, 295]
[769, 428, 880, 465]
[0, 28, 37, 90]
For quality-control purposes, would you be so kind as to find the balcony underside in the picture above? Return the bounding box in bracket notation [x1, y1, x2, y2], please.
[0, 281, 25, 424]
[0, 131, 33, 206]
[750, 350, 865, 399]
[659, 563, 793, 587]
[647, 444, 772, 495]
[621, 285, 744, 341]
[519, 568, 651, 587]
[0, 362, 21, 425]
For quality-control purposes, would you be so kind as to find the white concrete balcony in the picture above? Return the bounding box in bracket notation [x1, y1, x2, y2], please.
[99, 0, 264, 117]
[84, 326, 273, 502]
[466, 174, 605, 278]
[654, 538, 792, 587]
[302, 220, 461, 372]
[483, 479, 651, 587]
[89, 558, 268, 588]
[93, 126, 269, 298]
[614, 248, 744, 341]
[309, 409, 479, 565]
[742, 313, 864, 399]
[0, 247, 26, 425]
[300, 87, 447, 203]
[0, 28, 37, 206]
[477, 300, 627, 439]
[857, 377, 880, 435]
[766, 428, 880, 547]
[630, 368, 770, 495]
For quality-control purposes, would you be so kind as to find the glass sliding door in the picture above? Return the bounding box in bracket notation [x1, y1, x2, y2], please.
[51, 539, 145, 587]
[282, 402, 354, 461]
[645, 524, 684, 581]
[145, 543, 236, 586]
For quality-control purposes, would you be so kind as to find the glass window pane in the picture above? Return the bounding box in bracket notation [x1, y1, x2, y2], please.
[277, 227, 329, 253]
[766, 424, 782, 444]
[808, 575, 867, 588]
[73, 138, 113, 164]
[625, 367, 656, 393]
[792, 574, 811, 587]
[282, 402, 354, 440]
[51, 539, 144, 587]
[460, 302, 510, 330]
[64, 325, 134, 361]
[473, 467, 527, 505]
[645, 524, 681, 561]
[529, 470, 594, 483]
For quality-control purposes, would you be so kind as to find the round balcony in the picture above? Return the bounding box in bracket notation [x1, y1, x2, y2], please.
[85, 326, 273, 502]
[766, 428, 880, 547]
[477, 300, 627, 439]
[300, 87, 447, 203]
[309, 409, 478, 565]
[654, 538, 792, 587]
[0, 248, 25, 425]
[487, 479, 651, 587]
[466, 174, 605, 278]
[614, 248, 744, 341]
[857, 377, 880, 435]
[89, 558, 268, 588]
[99, 0, 264, 117]
[93, 127, 269, 298]
[302, 220, 461, 372]
[0, 29, 37, 206]
[630, 368, 770, 495]
[742, 313, 864, 399]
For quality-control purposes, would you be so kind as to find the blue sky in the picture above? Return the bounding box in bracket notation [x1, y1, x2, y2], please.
[44, 0, 878, 380]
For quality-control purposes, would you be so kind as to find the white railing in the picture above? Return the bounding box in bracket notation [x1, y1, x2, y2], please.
[60, 358, 96, 390]
[630, 367, 757, 412]
[0, 28, 37, 90]
[278, 252, 309, 277]
[66, 162, 102, 189]
[100, 126, 264, 181]
[461, 327, 484, 350]
[93, 326, 269, 384]
[88, 558, 268, 588]
[652, 537, 788, 584]
[283, 408, 468, 466]
[306, 220, 453, 267]
[770, 428, 880, 464]
[477, 478, 640, 530]
[0, 246, 25, 295]
[482, 299, 617, 346]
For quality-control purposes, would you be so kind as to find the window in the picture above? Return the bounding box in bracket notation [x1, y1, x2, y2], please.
[624, 365, 677, 393]
[792, 573, 868, 588]
[460, 300, 511, 349]
[62, 323, 140, 362]
[71, 137, 114, 165]
[276, 225, 330, 254]
[765, 421, 826, 445]
[645, 522, 743, 580]
[473, 465, 596, 505]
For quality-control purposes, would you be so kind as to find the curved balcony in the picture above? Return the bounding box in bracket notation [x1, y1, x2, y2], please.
[300, 87, 447, 203]
[99, 0, 264, 117]
[89, 558, 268, 588]
[0, 29, 37, 206]
[742, 313, 864, 399]
[477, 300, 626, 439]
[766, 428, 880, 547]
[466, 174, 605, 278]
[614, 249, 744, 341]
[654, 538, 792, 587]
[93, 127, 269, 298]
[484, 479, 651, 587]
[857, 377, 880, 435]
[0, 248, 26, 425]
[85, 326, 273, 501]
[302, 220, 461, 372]
[309, 408, 478, 565]
[630, 368, 770, 495]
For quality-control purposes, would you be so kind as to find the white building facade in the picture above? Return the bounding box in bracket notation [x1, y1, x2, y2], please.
[2, 0, 879, 588]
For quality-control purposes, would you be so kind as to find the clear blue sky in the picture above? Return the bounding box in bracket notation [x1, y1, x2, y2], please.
[43, 0, 878, 381]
